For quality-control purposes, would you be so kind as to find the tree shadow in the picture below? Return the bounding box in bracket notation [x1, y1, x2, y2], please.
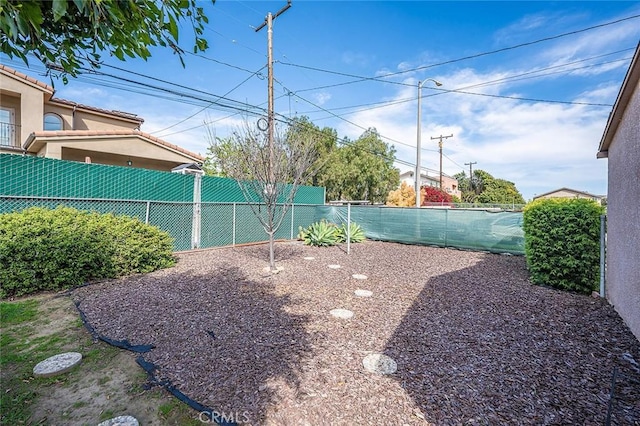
[382, 255, 640, 424]
[73, 262, 317, 425]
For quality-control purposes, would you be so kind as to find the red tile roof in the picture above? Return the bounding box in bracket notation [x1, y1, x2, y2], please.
[29, 130, 205, 161]
[49, 98, 144, 123]
[0, 64, 54, 93]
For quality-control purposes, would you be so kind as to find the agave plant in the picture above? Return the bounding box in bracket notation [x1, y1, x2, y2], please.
[336, 222, 366, 243]
[298, 220, 340, 246]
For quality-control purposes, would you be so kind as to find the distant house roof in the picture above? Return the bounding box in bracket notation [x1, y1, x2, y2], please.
[25, 130, 205, 162]
[598, 41, 640, 159]
[50, 98, 144, 124]
[533, 187, 604, 200]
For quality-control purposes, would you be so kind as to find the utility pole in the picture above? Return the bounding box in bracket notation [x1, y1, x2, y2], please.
[431, 134, 453, 190]
[465, 161, 477, 191]
[255, 1, 292, 185]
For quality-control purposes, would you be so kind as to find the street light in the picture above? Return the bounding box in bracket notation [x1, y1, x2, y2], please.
[415, 78, 442, 207]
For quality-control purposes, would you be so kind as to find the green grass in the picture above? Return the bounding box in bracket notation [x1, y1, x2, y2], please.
[0, 299, 39, 324]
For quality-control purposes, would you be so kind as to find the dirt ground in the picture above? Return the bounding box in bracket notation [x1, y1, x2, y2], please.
[68, 240, 640, 425]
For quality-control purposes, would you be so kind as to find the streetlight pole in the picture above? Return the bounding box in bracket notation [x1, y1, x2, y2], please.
[415, 79, 442, 207]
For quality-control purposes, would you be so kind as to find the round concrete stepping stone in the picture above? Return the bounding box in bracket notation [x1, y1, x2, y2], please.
[328, 264, 341, 269]
[330, 308, 354, 319]
[363, 353, 397, 375]
[33, 352, 82, 377]
[303, 256, 315, 260]
[98, 415, 139, 426]
[354, 289, 373, 297]
[352, 273, 368, 280]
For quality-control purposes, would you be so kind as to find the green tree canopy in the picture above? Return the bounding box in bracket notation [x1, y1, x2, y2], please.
[319, 128, 399, 204]
[453, 169, 525, 204]
[285, 116, 338, 187]
[0, 0, 213, 78]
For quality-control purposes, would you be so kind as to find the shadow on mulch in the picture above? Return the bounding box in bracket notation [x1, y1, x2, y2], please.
[73, 262, 317, 425]
[382, 255, 640, 425]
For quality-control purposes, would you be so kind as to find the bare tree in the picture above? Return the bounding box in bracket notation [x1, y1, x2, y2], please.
[207, 121, 319, 271]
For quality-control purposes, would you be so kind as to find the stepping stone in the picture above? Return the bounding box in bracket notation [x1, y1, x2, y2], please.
[363, 353, 397, 375]
[354, 289, 373, 297]
[303, 256, 315, 260]
[33, 352, 82, 378]
[328, 264, 341, 269]
[330, 308, 354, 319]
[352, 274, 367, 280]
[98, 415, 139, 426]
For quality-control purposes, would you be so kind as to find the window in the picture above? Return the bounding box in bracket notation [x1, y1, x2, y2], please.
[0, 107, 15, 147]
[44, 113, 63, 131]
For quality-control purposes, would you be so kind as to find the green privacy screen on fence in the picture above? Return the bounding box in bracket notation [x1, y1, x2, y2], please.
[319, 205, 525, 255]
[0, 155, 325, 204]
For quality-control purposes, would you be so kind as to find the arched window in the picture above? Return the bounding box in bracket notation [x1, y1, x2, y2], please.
[44, 113, 63, 131]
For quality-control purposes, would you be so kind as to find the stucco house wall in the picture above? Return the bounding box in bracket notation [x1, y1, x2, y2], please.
[597, 43, 640, 342]
[1, 65, 204, 170]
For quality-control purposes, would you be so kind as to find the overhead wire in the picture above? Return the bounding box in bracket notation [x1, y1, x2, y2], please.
[279, 14, 640, 91]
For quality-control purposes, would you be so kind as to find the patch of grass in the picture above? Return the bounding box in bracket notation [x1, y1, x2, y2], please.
[159, 402, 175, 417]
[99, 409, 115, 421]
[0, 299, 39, 324]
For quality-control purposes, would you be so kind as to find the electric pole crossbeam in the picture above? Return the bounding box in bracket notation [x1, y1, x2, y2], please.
[431, 134, 453, 190]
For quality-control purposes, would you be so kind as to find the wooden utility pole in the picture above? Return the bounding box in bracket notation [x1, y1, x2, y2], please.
[431, 134, 453, 190]
[255, 1, 292, 185]
[465, 161, 477, 191]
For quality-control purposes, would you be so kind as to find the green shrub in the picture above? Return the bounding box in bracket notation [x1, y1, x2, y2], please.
[523, 198, 604, 293]
[0, 207, 175, 298]
[336, 222, 366, 243]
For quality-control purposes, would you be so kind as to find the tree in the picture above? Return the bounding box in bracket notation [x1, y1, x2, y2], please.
[208, 121, 319, 271]
[0, 0, 212, 79]
[386, 181, 416, 207]
[421, 186, 452, 204]
[285, 116, 338, 187]
[453, 169, 524, 204]
[319, 128, 399, 204]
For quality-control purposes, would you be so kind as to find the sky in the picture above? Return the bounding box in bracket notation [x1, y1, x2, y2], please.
[4, 1, 640, 201]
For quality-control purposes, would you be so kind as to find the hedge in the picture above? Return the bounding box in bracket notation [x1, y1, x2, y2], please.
[0, 207, 176, 298]
[523, 198, 604, 293]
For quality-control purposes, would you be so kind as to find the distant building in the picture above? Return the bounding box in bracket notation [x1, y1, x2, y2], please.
[533, 187, 605, 205]
[399, 170, 461, 199]
[597, 42, 640, 342]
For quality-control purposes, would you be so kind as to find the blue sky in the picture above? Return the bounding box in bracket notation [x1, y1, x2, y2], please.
[4, 1, 640, 201]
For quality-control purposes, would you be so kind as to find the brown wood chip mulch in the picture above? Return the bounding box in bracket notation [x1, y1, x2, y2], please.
[71, 240, 640, 425]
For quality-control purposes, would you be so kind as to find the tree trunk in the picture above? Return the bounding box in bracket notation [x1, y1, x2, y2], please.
[269, 231, 276, 271]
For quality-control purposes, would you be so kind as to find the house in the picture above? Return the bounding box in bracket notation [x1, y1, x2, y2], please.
[597, 42, 640, 342]
[399, 170, 462, 199]
[533, 187, 605, 205]
[0, 65, 204, 171]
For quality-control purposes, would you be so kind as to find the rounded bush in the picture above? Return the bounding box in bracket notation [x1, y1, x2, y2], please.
[523, 198, 604, 293]
[0, 207, 175, 298]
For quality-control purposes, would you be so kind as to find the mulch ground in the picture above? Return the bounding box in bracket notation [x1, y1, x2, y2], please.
[72, 240, 640, 425]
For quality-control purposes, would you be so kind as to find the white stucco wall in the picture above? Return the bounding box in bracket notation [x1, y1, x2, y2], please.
[606, 80, 640, 341]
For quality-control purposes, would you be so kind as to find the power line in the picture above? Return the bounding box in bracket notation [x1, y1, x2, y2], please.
[279, 14, 640, 90]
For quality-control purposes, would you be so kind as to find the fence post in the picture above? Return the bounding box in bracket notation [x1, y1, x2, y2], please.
[145, 201, 150, 224]
[347, 202, 351, 255]
[600, 214, 606, 297]
[290, 203, 295, 240]
[191, 174, 202, 249]
[232, 203, 236, 247]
